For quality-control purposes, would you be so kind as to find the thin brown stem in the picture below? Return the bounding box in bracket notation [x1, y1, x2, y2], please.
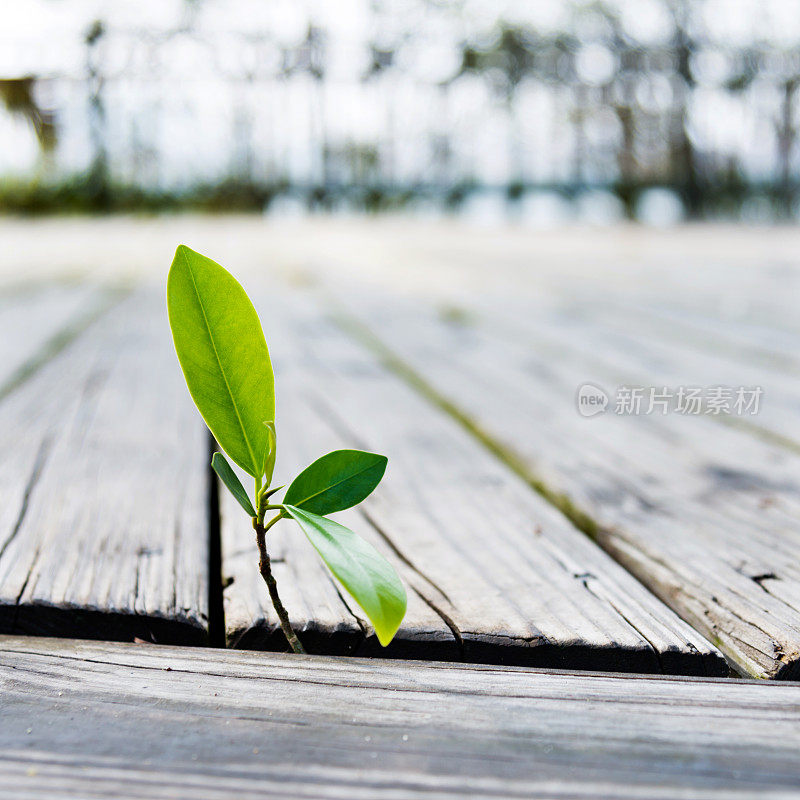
[253, 510, 306, 654]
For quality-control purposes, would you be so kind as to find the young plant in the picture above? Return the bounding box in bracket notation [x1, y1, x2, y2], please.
[167, 245, 406, 653]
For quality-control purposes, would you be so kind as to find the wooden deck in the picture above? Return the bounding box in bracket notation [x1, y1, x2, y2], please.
[2, 217, 800, 795]
[3, 636, 800, 800]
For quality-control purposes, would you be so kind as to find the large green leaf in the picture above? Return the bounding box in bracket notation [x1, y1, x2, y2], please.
[167, 245, 274, 477]
[282, 449, 387, 516]
[283, 505, 406, 646]
[212, 452, 256, 517]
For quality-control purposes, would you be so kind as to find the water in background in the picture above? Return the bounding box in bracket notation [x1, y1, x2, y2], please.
[2, 0, 800, 223]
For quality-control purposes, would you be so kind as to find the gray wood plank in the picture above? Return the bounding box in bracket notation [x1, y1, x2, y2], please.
[0, 289, 209, 644]
[490, 291, 800, 449]
[329, 282, 800, 679]
[221, 286, 723, 675]
[0, 281, 118, 400]
[565, 290, 800, 373]
[1, 636, 799, 800]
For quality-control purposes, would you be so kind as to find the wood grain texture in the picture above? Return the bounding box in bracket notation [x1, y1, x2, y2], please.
[1, 636, 799, 800]
[488, 289, 800, 450]
[0, 288, 209, 644]
[329, 281, 800, 679]
[0, 281, 116, 399]
[220, 287, 723, 675]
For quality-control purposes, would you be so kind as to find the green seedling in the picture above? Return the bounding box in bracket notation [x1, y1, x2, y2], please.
[167, 245, 406, 652]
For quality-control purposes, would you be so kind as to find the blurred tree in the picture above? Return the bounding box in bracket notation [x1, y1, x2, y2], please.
[455, 23, 543, 189]
[776, 66, 800, 217]
[282, 24, 328, 199]
[665, 0, 701, 217]
[84, 19, 110, 208]
[0, 77, 56, 156]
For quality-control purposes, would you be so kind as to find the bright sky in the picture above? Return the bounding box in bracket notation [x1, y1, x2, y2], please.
[4, 0, 800, 78]
[2, 0, 800, 211]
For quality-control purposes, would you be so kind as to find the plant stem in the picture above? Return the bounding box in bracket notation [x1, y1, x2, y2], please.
[253, 508, 306, 654]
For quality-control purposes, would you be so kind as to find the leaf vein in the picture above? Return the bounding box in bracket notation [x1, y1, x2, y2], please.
[181, 248, 259, 475]
[292, 461, 379, 507]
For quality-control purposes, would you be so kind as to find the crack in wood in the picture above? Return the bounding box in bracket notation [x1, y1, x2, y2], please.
[325, 575, 369, 644]
[360, 509, 453, 606]
[580, 578, 665, 674]
[0, 435, 51, 561]
[412, 587, 464, 657]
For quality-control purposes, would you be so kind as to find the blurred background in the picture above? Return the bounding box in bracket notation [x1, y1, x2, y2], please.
[2, 0, 800, 225]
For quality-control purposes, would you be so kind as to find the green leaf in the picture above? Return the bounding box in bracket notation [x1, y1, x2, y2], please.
[262, 421, 277, 488]
[167, 245, 274, 478]
[212, 452, 256, 517]
[283, 505, 406, 646]
[282, 449, 387, 516]
[262, 484, 285, 501]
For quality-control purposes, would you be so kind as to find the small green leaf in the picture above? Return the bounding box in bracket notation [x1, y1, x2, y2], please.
[262, 484, 285, 501]
[212, 452, 256, 517]
[282, 449, 387, 516]
[167, 245, 274, 478]
[262, 421, 277, 488]
[283, 505, 406, 646]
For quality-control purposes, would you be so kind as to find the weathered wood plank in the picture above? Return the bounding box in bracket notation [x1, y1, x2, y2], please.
[0, 281, 117, 400]
[490, 291, 800, 448]
[330, 282, 800, 678]
[221, 286, 723, 675]
[563, 289, 800, 372]
[0, 289, 209, 644]
[1, 636, 799, 800]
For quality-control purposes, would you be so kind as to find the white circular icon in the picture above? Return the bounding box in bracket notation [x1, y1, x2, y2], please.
[576, 383, 609, 417]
